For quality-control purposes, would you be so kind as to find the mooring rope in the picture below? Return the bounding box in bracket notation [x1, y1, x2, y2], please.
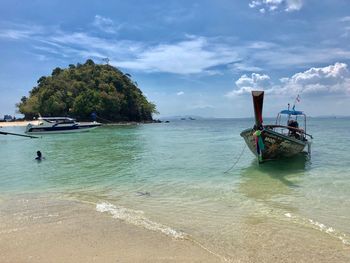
[223, 144, 246, 173]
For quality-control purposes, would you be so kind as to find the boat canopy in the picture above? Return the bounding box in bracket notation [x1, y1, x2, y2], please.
[280, 110, 304, 115]
[39, 117, 74, 120]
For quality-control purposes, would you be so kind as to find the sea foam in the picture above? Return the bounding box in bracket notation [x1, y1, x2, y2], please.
[284, 212, 349, 245]
[96, 202, 186, 239]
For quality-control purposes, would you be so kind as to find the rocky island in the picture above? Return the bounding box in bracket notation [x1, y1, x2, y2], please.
[17, 59, 158, 122]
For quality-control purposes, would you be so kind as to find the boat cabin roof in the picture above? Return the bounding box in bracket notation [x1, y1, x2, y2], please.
[38, 117, 75, 122]
[279, 110, 304, 116]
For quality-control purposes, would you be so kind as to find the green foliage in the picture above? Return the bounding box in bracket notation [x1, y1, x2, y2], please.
[17, 60, 158, 121]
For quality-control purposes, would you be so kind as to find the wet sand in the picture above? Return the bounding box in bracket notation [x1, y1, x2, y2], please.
[0, 195, 221, 263]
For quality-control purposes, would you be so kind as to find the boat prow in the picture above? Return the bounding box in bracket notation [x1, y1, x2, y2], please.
[240, 127, 311, 161]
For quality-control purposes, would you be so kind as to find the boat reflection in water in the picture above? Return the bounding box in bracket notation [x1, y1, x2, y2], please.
[238, 152, 309, 201]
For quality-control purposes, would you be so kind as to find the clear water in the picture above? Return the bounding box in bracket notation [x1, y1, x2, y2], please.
[1, 118, 350, 256]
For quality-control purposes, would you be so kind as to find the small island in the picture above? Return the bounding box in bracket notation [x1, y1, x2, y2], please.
[16, 59, 158, 122]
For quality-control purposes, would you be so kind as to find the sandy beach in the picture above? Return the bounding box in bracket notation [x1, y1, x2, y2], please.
[1, 194, 349, 263]
[0, 121, 38, 127]
[0, 195, 221, 263]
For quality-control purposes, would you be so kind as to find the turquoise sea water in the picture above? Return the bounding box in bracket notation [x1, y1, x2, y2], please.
[1, 118, 350, 258]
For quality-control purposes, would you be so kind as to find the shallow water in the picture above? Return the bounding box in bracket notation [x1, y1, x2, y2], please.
[1, 118, 350, 259]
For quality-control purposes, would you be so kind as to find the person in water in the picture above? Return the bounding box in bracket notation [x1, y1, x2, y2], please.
[91, 111, 97, 122]
[35, 151, 44, 160]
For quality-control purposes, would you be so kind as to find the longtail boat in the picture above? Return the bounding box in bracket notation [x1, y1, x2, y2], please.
[240, 91, 313, 163]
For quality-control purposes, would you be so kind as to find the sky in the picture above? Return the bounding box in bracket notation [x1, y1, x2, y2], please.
[1, 0, 350, 118]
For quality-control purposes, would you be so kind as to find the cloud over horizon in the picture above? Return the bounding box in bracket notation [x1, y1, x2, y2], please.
[226, 62, 350, 97]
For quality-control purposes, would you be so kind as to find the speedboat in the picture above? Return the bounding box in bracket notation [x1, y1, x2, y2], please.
[240, 91, 313, 163]
[25, 117, 101, 134]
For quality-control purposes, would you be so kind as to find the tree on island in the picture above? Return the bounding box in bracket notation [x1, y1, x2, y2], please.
[17, 59, 158, 122]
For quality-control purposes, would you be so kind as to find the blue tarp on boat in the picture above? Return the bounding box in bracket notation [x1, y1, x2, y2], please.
[280, 110, 304, 115]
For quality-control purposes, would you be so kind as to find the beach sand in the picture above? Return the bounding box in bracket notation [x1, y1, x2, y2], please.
[0, 195, 221, 263]
[1, 194, 349, 263]
[0, 121, 38, 127]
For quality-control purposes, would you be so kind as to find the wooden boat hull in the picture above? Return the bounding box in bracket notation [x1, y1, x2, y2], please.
[240, 128, 308, 161]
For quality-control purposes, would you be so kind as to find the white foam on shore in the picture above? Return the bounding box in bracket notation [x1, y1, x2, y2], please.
[96, 202, 230, 261]
[284, 212, 349, 245]
[0, 228, 22, 234]
[284, 213, 292, 218]
[96, 202, 186, 239]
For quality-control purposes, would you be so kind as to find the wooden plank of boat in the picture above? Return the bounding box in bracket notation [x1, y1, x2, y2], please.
[240, 128, 307, 160]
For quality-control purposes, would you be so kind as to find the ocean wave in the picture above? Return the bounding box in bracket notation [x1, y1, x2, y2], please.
[96, 202, 186, 239]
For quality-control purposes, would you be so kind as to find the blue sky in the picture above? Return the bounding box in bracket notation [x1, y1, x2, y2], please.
[1, 0, 350, 118]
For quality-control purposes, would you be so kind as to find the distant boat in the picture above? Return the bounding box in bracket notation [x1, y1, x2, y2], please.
[240, 91, 313, 163]
[179, 117, 196, 120]
[25, 117, 101, 134]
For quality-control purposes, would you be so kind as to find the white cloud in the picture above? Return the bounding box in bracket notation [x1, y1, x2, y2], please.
[339, 17, 350, 38]
[285, 0, 303, 12]
[249, 0, 303, 13]
[229, 62, 263, 72]
[3, 22, 350, 78]
[252, 46, 350, 69]
[177, 91, 184, 96]
[0, 24, 43, 39]
[340, 16, 350, 22]
[280, 62, 350, 94]
[247, 41, 276, 49]
[226, 73, 271, 97]
[116, 36, 239, 74]
[93, 15, 121, 34]
[0, 23, 239, 74]
[189, 104, 215, 110]
[226, 62, 350, 97]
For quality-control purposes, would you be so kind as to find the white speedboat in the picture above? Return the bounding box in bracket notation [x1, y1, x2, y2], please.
[25, 117, 101, 134]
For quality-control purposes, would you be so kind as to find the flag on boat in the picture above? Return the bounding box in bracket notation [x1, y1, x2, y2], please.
[292, 94, 301, 110]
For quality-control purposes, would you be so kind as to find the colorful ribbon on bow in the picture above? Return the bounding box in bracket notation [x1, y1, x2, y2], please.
[253, 130, 264, 162]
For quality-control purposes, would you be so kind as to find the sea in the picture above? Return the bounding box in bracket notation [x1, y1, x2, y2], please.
[1, 118, 350, 260]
